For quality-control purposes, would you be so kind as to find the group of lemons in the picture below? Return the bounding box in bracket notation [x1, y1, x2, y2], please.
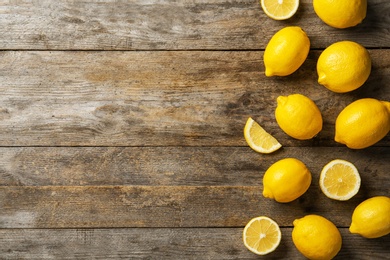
[242, 0, 390, 259]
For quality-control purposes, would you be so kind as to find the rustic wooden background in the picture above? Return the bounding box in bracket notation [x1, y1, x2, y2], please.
[0, 0, 389, 259]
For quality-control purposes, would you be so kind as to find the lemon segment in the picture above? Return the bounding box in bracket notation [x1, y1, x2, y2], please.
[263, 158, 311, 203]
[261, 0, 299, 20]
[335, 98, 390, 149]
[317, 41, 371, 93]
[350, 196, 390, 238]
[275, 94, 323, 140]
[313, 0, 367, 28]
[319, 159, 361, 201]
[244, 117, 282, 154]
[292, 215, 342, 260]
[243, 216, 282, 255]
[264, 26, 310, 77]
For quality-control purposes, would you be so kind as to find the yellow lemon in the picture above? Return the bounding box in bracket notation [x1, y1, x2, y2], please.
[263, 158, 311, 203]
[261, 0, 299, 20]
[293, 215, 342, 260]
[335, 98, 390, 149]
[264, 26, 310, 77]
[350, 196, 390, 238]
[319, 159, 361, 201]
[244, 117, 282, 154]
[313, 0, 367, 29]
[275, 94, 323, 140]
[243, 216, 282, 255]
[317, 41, 371, 93]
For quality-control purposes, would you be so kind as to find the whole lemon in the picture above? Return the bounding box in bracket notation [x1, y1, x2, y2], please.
[275, 94, 323, 140]
[263, 158, 311, 203]
[313, 0, 367, 29]
[350, 196, 390, 238]
[293, 215, 342, 260]
[317, 41, 371, 93]
[264, 26, 310, 77]
[335, 98, 390, 149]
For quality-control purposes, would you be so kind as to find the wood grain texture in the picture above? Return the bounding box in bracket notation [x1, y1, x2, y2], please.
[1, 147, 389, 187]
[0, 50, 389, 146]
[0, 0, 389, 50]
[1, 184, 387, 228]
[1, 228, 389, 259]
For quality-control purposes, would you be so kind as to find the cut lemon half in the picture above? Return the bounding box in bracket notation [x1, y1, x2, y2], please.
[319, 159, 361, 201]
[243, 216, 282, 255]
[261, 0, 299, 20]
[244, 117, 282, 154]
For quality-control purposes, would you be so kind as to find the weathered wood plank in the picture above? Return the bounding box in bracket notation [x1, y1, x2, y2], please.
[0, 0, 389, 50]
[0, 147, 388, 187]
[1, 184, 387, 228]
[0, 228, 389, 259]
[0, 50, 389, 146]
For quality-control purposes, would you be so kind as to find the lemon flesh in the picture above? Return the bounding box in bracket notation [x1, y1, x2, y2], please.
[319, 159, 361, 201]
[350, 196, 390, 238]
[313, 0, 367, 29]
[317, 41, 371, 93]
[275, 94, 323, 140]
[293, 215, 342, 260]
[261, 0, 299, 20]
[263, 158, 311, 203]
[264, 26, 310, 77]
[243, 216, 282, 255]
[335, 98, 390, 149]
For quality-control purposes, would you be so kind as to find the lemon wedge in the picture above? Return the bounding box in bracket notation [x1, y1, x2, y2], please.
[244, 117, 282, 154]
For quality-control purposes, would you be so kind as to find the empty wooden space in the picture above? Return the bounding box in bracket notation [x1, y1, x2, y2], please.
[0, 0, 389, 259]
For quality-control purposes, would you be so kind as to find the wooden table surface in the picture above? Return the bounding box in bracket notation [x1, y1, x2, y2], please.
[0, 1, 389, 259]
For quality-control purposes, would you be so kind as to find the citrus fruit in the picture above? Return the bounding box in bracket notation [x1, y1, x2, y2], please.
[275, 94, 323, 140]
[263, 158, 311, 203]
[335, 98, 390, 149]
[244, 117, 282, 154]
[264, 26, 310, 77]
[242, 216, 282, 255]
[317, 41, 371, 93]
[313, 0, 367, 28]
[319, 159, 361, 201]
[292, 215, 342, 260]
[261, 0, 299, 20]
[350, 196, 390, 238]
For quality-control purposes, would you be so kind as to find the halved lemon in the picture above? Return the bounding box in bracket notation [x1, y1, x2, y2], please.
[244, 117, 282, 154]
[319, 159, 361, 201]
[243, 216, 282, 255]
[261, 0, 299, 20]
